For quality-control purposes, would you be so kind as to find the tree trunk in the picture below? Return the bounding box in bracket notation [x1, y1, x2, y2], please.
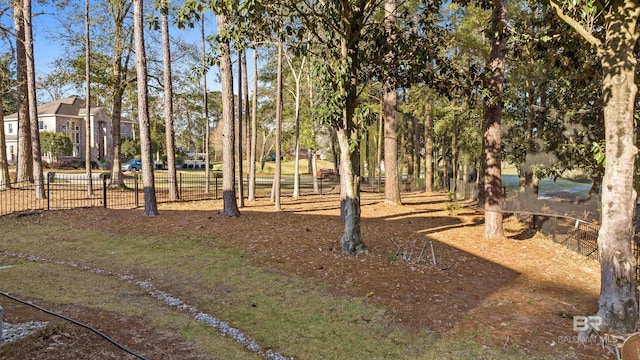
[595, 2, 639, 334]
[308, 68, 319, 194]
[337, 31, 367, 254]
[0, 101, 10, 189]
[237, 49, 244, 207]
[477, 160, 485, 205]
[14, 2, 32, 183]
[248, 46, 258, 202]
[286, 54, 305, 198]
[360, 130, 367, 182]
[451, 115, 458, 197]
[202, 13, 211, 194]
[331, 129, 339, 175]
[424, 101, 433, 192]
[85, 0, 93, 196]
[483, 0, 506, 239]
[367, 121, 375, 184]
[272, 39, 283, 210]
[292, 83, 301, 198]
[337, 128, 366, 254]
[133, 0, 158, 216]
[377, 102, 383, 191]
[383, 0, 400, 205]
[398, 124, 405, 191]
[413, 114, 420, 185]
[108, 0, 133, 189]
[519, 83, 535, 193]
[406, 112, 415, 182]
[589, 174, 602, 198]
[23, 0, 45, 199]
[443, 153, 449, 191]
[243, 51, 250, 197]
[217, 13, 240, 217]
[161, 0, 178, 201]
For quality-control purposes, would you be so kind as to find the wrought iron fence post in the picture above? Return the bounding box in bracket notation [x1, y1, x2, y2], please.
[46, 172, 53, 210]
[135, 173, 139, 208]
[179, 172, 182, 199]
[215, 173, 219, 199]
[320, 177, 323, 194]
[577, 222, 582, 254]
[103, 174, 108, 208]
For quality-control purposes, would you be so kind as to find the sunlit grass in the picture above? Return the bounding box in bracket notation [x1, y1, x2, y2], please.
[0, 214, 574, 359]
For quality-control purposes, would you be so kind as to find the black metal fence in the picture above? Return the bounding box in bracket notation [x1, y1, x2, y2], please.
[512, 211, 640, 280]
[0, 171, 339, 216]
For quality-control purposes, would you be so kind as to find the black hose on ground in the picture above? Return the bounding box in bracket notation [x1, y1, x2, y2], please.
[0, 290, 147, 360]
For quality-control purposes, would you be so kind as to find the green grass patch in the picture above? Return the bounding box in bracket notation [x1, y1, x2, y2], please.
[0, 215, 573, 359]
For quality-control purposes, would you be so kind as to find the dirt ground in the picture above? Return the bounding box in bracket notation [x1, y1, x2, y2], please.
[1, 192, 613, 359]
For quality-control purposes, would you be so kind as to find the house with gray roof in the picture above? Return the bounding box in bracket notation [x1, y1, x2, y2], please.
[3, 97, 133, 167]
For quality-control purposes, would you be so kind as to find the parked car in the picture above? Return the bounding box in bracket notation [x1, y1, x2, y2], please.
[268, 153, 285, 161]
[316, 168, 336, 179]
[122, 158, 165, 172]
[122, 158, 143, 172]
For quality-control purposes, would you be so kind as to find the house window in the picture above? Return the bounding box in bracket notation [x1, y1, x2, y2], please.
[75, 133, 80, 144]
[7, 123, 13, 134]
[38, 121, 45, 130]
[9, 145, 14, 154]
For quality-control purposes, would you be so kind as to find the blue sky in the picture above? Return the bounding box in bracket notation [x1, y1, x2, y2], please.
[0, 1, 239, 99]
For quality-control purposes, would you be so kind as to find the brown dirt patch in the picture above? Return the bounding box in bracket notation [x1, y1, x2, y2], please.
[1, 192, 612, 359]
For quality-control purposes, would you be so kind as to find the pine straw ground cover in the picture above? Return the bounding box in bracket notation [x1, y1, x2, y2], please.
[0, 192, 612, 359]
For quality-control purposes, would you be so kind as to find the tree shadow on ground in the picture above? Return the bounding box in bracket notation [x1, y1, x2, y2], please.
[5, 191, 606, 359]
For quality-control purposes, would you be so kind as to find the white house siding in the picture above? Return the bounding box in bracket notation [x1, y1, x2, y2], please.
[4, 119, 17, 165]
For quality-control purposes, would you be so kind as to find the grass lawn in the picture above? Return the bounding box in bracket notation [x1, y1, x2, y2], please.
[0, 193, 605, 359]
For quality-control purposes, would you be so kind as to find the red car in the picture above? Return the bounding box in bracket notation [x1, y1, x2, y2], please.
[316, 168, 336, 179]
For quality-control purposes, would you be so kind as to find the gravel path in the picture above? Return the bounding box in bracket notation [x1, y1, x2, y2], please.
[0, 250, 293, 360]
[2, 321, 48, 343]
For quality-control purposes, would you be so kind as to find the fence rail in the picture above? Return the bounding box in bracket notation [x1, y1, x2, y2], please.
[9, 174, 640, 280]
[511, 211, 640, 280]
[0, 171, 339, 216]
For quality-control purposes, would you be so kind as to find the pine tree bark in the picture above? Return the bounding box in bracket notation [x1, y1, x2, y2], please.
[85, 0, 93, 196]
[133, 0, 158, 216]
[412, 115, 420, 184]
[451, 116, 458, 197]
[308, 69, 319, 194]
[272, 39, 283, 210]
[248, 46, 258, 202]
[217, 13, 240, 217]
[406, 112, 415, 183]
[161, 0, 178, 201]
[383, 0, 400, 205]
[424, 101, 433, 192]
[242, 51, 250, 197]
[237, 49, 244, 207]
[483, 0, 506, 239]
[13, 2, 32, 183]
[23, 0, 45, 199]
